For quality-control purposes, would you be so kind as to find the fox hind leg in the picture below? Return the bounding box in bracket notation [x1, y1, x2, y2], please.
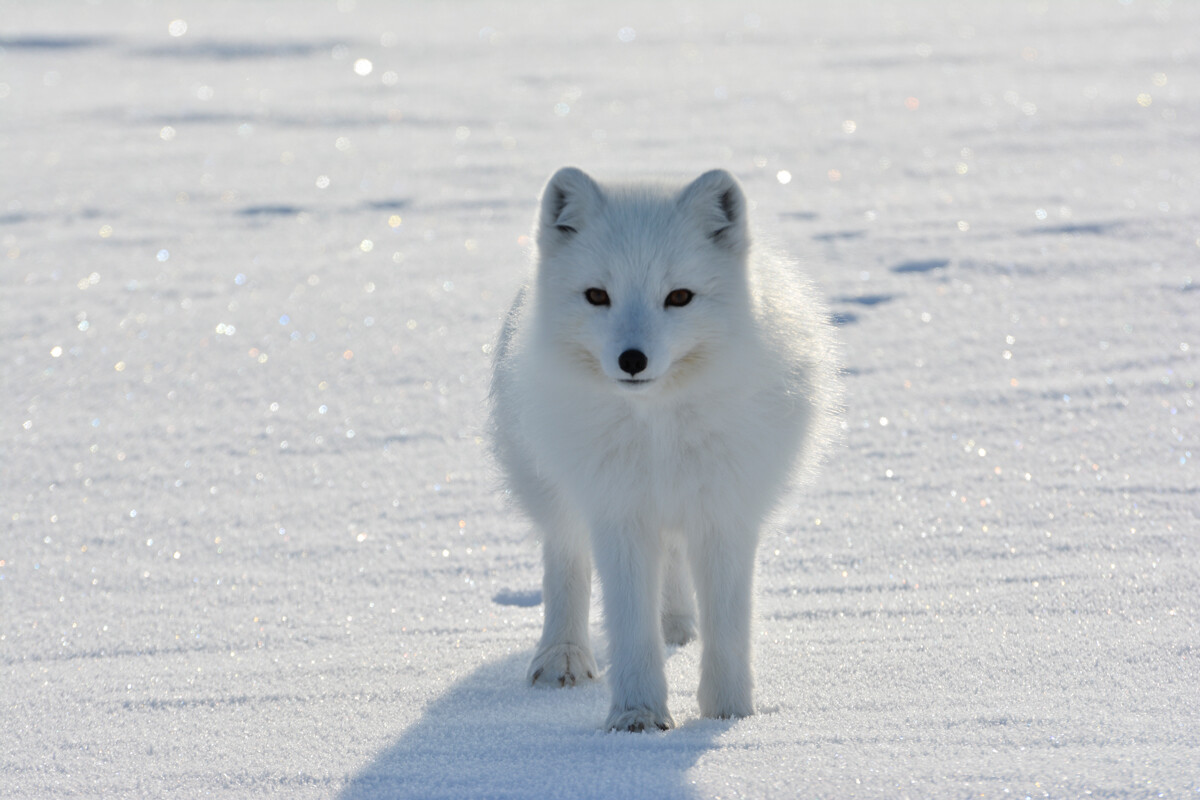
[661, 535, 697, 646]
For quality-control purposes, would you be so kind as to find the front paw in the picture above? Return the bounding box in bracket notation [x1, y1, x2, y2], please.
[698, 674, 754, 719]
[528, 643, 598, 688]
[606, 706, 675, 733]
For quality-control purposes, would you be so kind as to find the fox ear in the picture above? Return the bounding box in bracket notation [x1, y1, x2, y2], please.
[537, 167, 601, 251]
[678, 169, 748, 252]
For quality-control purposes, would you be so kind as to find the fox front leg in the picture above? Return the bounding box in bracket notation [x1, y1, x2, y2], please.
[689, 523, 757, 719]
[528, 510, 598, 688]
[592, 520, 674, 732]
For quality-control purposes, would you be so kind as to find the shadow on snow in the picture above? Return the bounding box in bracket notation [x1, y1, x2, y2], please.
[339, 651, 730, 800]
[133, 39, 350, 60]
[890, 258, 950, 274]
[1018, 222, 1120, 237]
[0, 35, 112, 50]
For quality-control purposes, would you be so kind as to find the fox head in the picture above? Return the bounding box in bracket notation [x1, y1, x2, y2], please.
[531, 167, 755, 395]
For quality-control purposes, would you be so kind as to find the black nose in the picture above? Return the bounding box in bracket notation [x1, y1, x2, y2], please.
[618, 349, 648, 376]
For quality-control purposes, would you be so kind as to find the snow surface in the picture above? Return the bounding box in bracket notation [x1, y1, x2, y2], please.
[2, 1, 1198, 797]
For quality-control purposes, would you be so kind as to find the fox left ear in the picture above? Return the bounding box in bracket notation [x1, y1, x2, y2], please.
[678, 169, 749, 252]
[536, 167, 602, 253]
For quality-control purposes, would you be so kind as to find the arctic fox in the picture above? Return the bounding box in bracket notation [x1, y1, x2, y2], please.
[490, 167, 839, 732]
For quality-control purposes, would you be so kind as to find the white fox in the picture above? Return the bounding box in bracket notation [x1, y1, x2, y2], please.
[490, 167, 839, 731]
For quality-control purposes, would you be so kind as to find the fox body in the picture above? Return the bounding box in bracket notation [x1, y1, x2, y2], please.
[490, 167, 839, 731]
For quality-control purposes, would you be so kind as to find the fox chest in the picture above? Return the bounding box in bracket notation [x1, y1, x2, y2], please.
[543, 397, 783, 516]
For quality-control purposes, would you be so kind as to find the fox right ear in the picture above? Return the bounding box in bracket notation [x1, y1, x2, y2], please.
[678, 169, 749, 253]
[536, 167, 601, 251]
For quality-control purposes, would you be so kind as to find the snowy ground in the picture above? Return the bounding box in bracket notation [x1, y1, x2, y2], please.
[2, 1, 1198, 797]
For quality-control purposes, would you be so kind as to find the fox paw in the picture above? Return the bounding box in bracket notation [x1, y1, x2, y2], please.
[661, 612, 697, 646]
[528, 643, 598, 688]
[698, 679, 754, 720]
[606, 706, 675, 733]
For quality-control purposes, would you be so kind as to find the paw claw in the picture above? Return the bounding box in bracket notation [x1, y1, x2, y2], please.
[606, 707, 674, 733]
[528, 643, 598, 688]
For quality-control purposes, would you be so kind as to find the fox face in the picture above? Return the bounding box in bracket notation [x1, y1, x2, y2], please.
[533, 168, 754, 394]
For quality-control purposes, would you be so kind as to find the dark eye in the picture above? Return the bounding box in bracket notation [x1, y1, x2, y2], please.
[664, 289, 694, 308]
[584, 288, 610, 306]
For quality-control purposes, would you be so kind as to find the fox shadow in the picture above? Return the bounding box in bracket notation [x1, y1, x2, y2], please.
[339, 650, 730, 800]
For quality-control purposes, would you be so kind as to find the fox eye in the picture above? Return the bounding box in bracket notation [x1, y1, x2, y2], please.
[584, 288, 610, 306]
[664, 288, 694, 308]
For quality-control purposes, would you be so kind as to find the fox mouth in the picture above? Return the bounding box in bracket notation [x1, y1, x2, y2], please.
[619, 378, 653, 387]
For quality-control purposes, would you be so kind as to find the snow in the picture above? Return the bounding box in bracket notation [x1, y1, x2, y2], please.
[1, 1, 1197, 797]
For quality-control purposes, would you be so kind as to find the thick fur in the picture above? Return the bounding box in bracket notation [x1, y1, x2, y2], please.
[490, 167, 839, 731]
